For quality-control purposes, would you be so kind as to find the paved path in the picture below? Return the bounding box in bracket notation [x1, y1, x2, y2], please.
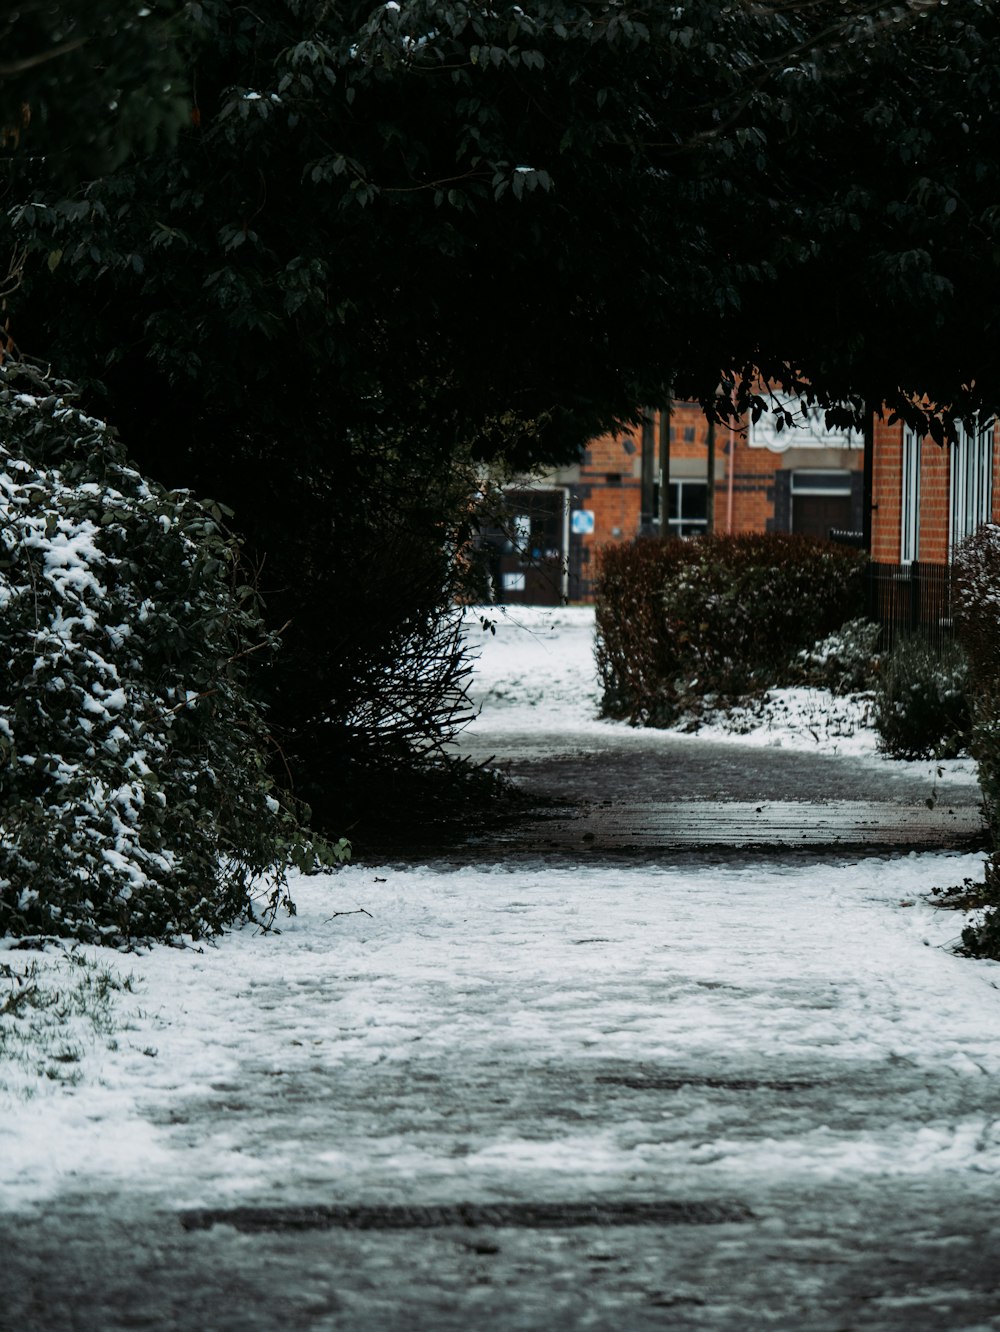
[454, 724, 956, 803]
[477, 797, 985, 853]
[4, 724, 998, 1331]
[7, 1179, 1000, 1330]
[450, 723, 986, 856]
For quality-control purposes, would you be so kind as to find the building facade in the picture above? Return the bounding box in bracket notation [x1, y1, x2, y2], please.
[489, 400, 1000, 606]
[870, 417, 1000, 565]
[496, 400, 865, 603]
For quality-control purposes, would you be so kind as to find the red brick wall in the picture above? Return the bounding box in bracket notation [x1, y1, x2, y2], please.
[722, 435, 781, 533]
[872, 419, 1000, 564]
[870, 418, 902, 562]
[576, 405, 780, 550]
[573, 426, 642, 567]
[668, 403, 714, 461]
[570, 402, 863, 599]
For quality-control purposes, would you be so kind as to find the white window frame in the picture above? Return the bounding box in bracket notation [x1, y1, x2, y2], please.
[949, 421, 994, 558]
[789, 469, 852, 497]
[900, 429, 921, 564]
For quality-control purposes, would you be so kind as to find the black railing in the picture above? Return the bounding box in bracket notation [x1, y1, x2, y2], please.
[829, 528, 866, 551]
[865, 560, 954, 650]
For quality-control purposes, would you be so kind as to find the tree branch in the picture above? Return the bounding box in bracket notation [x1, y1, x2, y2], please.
[0, 36, 90, 78]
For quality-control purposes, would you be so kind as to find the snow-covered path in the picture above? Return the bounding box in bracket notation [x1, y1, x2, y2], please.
[5, 854, 998, 1212]
[4, 606, 1000, 1329]
[454, 603, 980, 785]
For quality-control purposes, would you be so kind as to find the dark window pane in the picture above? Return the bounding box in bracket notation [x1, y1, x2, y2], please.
[792, 494, 852, 540]
[680, 483, 708, 520]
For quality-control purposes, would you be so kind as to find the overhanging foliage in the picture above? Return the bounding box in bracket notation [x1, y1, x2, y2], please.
[4, 1, 1000, 842]
[5, 1, 1000, 446]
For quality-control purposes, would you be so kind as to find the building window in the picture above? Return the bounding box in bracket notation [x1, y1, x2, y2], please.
[950, 422, 994, 556]
[900, 429, 921, 564]
[668, 480, 708, 536]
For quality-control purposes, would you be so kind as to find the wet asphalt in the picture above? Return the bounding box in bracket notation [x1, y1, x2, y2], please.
[445, 725, 987, 861]
[6, 1179, 1000, 1331]
[457, 724, 979, 806]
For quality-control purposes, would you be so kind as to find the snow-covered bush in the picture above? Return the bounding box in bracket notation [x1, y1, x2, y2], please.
[0, 364, 345, 946]
[595, 533, 867, 725]
[953, 525, 1000, 956]
[795, 618, 882, 695]
[871, 636, 969, 760]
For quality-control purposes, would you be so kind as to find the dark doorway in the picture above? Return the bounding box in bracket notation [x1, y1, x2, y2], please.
[480, 488, 567, 605]
[790, 472, 854, 541]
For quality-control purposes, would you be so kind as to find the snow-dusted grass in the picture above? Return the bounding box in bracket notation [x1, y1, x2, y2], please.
[0, 951, 141, 1097]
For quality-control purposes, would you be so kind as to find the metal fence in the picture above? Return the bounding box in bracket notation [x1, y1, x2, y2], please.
[865, 560, 954, 650]
[829, 528, 866, 551]
[827, 529, 956, 648]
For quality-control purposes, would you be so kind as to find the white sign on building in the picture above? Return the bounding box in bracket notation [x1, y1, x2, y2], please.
[749, 395, 857, 452]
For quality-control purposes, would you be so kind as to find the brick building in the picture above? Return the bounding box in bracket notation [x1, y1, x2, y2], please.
[488, 398, 1000, 608]
[870, 417, 1000, 564]
[492, 399, 865, 603]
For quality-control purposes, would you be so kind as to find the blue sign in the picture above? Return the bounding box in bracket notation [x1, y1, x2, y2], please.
[571, 509, 595, 535]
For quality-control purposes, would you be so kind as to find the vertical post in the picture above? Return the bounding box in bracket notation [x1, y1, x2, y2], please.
[862, 405, 875, 555]
[909, 559, 921, 632]
[705, 418, 716, 535]
[658, 398, 672, 537]
[640, 407, 657, 537]
[865, 558, 875, 626]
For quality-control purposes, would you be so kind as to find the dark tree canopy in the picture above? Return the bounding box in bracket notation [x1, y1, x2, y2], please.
[5, 0, 1000, 456]
[3, 0, 1000, 831]
[0, 1, 190, 182]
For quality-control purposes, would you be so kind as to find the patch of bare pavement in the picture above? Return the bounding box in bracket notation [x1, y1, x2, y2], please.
[451, 727, 987, 858]
[7, 1181, 1000, 1330]
[470, 797, 986, 856]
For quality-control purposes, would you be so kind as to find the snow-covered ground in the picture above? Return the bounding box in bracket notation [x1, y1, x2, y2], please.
[458, 604, 980, 788]
[1, 603, 996, 1229]
[2, 850, 998, 1218]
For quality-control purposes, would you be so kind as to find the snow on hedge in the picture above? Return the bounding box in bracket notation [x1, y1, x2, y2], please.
[0, 364, 341, 945]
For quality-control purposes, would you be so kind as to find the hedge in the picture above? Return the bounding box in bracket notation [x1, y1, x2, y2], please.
[953, 524, 1000, 957]
[0, 363, 346, 946]
[595, 532, 868, 725]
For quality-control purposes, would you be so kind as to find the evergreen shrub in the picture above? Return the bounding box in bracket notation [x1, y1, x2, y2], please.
[594, 533, 868, 724]
[0, 364, 346, 946]
[872, 636, 970, 760]
[794, 618, 882, 695]
[221, 420, 491, 847]
[953, 524, 1000, 957]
